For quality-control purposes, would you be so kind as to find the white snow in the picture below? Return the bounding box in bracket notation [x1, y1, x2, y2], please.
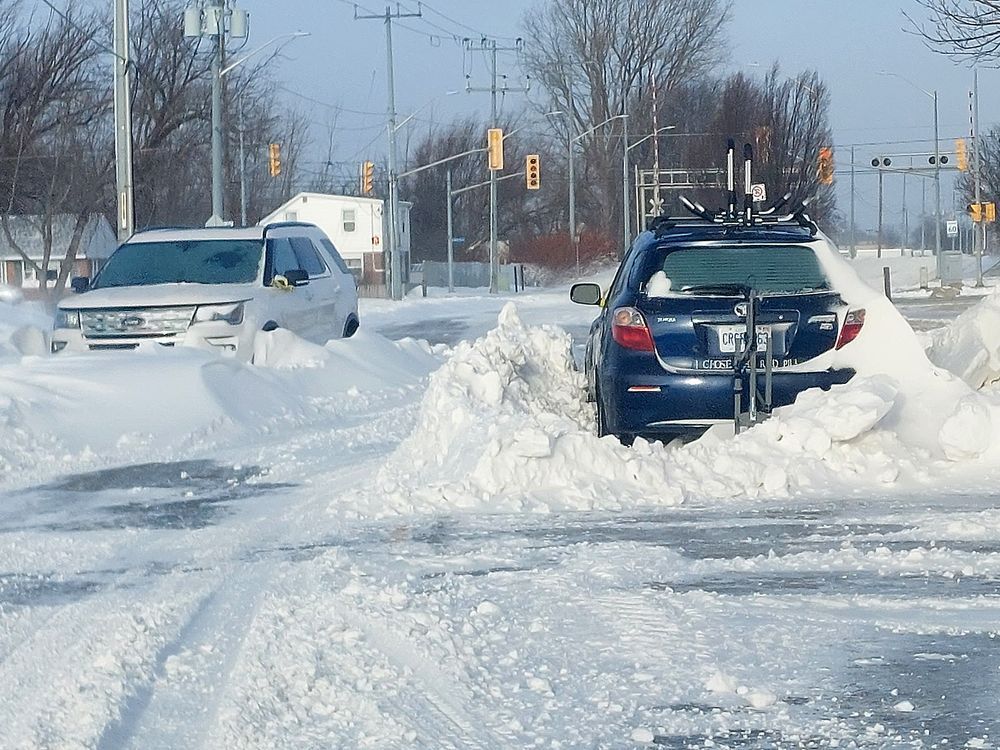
[2, 271, 1000, 748]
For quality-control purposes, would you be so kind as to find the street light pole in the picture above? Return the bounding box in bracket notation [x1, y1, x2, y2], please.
[446, 166, 454, 293]
[569, 114, 627, 276]
[622, 112, 629, 250]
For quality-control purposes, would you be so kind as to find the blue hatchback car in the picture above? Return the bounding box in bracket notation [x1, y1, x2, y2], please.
[570, 220, 863, 443]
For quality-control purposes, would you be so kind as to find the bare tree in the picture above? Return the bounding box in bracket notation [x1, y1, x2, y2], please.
[522, 0, 731, 239]
[909, 1, 1000, 60]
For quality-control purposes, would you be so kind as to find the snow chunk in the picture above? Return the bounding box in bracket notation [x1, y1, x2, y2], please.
[926, 288, 1000, 389]
[893, 700, 915, 712]
[645, 270, 672, 297]
[630, 727, 655, 743]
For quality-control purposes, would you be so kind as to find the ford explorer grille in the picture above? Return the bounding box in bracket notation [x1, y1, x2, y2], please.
[81, 307, 195, 339]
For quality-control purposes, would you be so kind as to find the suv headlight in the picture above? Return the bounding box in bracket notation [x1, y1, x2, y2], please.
[54, 309, 81, 329]
[193, 301, 245, 326]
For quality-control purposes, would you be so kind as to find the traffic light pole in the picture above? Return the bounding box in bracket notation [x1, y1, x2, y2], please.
[446, 167, 454, 293]
[973, 68, 984, 287]
[113, 0, 134, 241]
[933, 90, 943, 279]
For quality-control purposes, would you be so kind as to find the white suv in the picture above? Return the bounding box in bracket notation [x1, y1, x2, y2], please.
[51, 222, 359, 360]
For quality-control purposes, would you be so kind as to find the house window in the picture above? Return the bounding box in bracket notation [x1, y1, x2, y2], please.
[285, 211, 298, 222]
[343, 209, 356, 233]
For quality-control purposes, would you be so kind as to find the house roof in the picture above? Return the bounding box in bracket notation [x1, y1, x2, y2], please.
[0, 214, 117, 261]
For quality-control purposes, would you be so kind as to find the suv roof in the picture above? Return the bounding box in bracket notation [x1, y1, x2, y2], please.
[127, 221, 319, 244]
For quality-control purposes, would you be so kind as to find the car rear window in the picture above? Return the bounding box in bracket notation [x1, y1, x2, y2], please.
[646, 245, 829, 296]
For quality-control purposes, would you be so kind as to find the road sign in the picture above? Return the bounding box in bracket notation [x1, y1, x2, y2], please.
[750, 183, 767, 202]
[946, 220, 959, 238]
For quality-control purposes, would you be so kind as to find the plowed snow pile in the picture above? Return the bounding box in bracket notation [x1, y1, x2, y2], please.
[925, 288, 1000, 389]
[365, 250, 1000, 515]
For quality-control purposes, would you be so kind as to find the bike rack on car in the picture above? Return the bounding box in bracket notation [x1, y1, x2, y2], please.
[645, 140, 817, 434]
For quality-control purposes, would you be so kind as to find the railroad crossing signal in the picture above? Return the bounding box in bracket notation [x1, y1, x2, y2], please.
[525, 154, 540, 190]
[361, 160, 374, 195]
[487, 128, 504, 171]
[268, 143, 281, 177]
[817, 147, 834, 185]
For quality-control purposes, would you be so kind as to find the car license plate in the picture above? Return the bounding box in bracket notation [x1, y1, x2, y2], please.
[718, 325, 769, 354]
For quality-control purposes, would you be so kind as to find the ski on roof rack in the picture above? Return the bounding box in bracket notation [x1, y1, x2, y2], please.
[646, 140, 819, 237]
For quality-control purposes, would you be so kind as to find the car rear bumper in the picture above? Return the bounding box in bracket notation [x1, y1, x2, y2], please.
[603, 368, 855, 437]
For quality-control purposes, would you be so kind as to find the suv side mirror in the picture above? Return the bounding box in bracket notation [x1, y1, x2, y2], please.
[283, 269, 309, 287]
[70, 277, 90, 293]
[570, 282, 602, 306]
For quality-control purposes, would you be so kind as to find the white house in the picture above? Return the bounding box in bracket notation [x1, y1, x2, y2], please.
[0, 214, 117, 289]
[259, 192, 411, 286]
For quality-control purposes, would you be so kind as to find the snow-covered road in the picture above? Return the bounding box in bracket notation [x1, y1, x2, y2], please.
[2, 268, 1000, 748]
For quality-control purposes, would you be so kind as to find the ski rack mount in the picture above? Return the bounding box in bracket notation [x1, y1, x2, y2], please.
[647, 140, 819, 237]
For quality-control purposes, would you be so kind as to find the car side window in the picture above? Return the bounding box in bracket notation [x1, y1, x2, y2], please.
[318, 238, 351, 276]
[266, 238, 300, 284]
[289, 236, 328, 277]
[607, 248, 640, 301]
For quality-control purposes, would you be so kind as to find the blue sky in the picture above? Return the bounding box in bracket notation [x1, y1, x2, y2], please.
[167, 1, 1000, 231]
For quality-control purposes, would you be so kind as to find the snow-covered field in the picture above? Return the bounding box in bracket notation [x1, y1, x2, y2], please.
[2, 257, 1000, 749]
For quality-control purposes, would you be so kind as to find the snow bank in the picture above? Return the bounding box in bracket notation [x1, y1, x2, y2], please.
[0, 329, 439, 489]
[365, 251, 1000, 515]
[0, 286, 50, 358]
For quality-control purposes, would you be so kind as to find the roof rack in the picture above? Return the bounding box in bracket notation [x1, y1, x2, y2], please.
[647, 140, 819, 237]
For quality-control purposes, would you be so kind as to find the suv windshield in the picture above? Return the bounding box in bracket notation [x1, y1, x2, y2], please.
[94, 239, 263, 288]
[645, 244, 829, 296]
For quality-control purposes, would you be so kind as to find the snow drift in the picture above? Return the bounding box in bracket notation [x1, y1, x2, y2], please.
[363, 249, 1000, 516]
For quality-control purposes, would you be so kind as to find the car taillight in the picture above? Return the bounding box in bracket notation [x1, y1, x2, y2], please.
[835, 308, 866, 350]
[612, 307, 655, 352]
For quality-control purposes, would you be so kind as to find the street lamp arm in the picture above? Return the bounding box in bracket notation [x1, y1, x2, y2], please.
[220, 31, 310, 78]
[572, 114, 627, 144]
[398, 147, 486, 179]
[877, 70, 934, 100]
[625, 126, 677, 153]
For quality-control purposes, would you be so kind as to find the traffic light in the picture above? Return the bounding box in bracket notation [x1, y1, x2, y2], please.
[988, 202, 997, 222]
[817, 146, 834, 185]
[929, 154, 949, 166]
[268, 143, 281, 177]
[487, 128, 504, 171]
[361, 160, 374, 194]
[525, 154, 540, 190]
[956, 138, 968, 172]
[969, 202, 983, 222]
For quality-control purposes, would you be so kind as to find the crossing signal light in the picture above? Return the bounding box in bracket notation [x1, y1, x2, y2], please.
[268, 143, 281, 177]
[929, 154, 949, 165]
[525, 154, 540, 190]
[956, 138, 968, 172]
[361, 160, 375, 194]
[487, 128, 504, 171]
[817, 146, 834, 185]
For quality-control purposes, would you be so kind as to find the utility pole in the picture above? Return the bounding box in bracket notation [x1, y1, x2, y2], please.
[210, 1, 225, 224]
[113, 0, 134, 241]
[355, 5, 421, 301]
[465, 38, 526, 293]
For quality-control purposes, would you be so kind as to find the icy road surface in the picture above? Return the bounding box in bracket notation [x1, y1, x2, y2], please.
[2, 269, 1000, 749]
